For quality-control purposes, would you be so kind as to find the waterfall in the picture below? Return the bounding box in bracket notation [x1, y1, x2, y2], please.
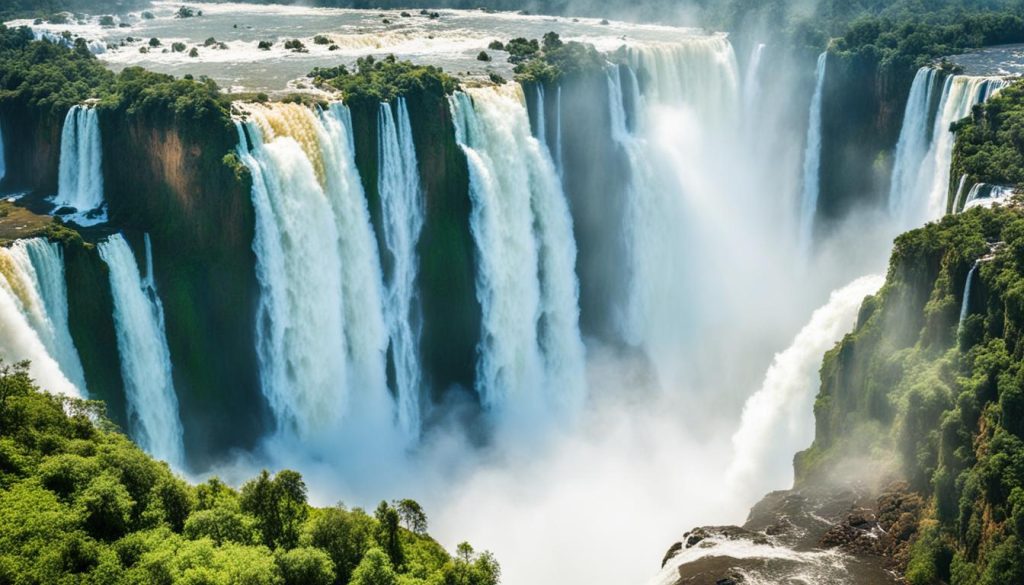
[378, 97, 425, 439]
[555, 85, 564, 176]
[0, 240, 84, 398]
[98, 234, 184, 467]
[450, 84, 586, 418]
[951, 174, 970, 213]
[726, 274, 884, 500]
[535, 85, 547, 146]
[54, 105, 106, 223]
[961, 182, 1014, 212]
[798, 52, 827, 256]
[236, 102, 392, 440]
[920, 75, 1008, 220]
[5, 239, 87, 391]
[889, 67, 940, 224]
[959, 261, 979, 329]
[742, 43, 766, 115]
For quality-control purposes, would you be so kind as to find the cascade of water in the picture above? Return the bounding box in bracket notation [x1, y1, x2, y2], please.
[54, 105, 106, 223]
[922, 76, 1009, 220]
[450, 85, 586, 418]
[959, 261, 980, 329]
[99, 234, 184, 467]
[951, 174, 970, 213]
[0, 240, 84, 397]
[742, 43, 766, 115]
[889, 67, 941, 224]
[535, 84, 547, 147]
[726, 274, 884, 500]
[6, 239, 87, 391]
[555, 85, 564, 176]
[236, 102, 391, 440]
[378, 97, 425, 439]
[961, 182, 1015, 212]
[798, 52, 827, 256]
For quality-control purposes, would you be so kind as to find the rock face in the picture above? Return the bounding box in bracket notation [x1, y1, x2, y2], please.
[656, 483, 920, 585]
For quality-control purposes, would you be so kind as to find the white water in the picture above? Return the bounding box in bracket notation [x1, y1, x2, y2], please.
[961, 182, 1015, 211]
[798, 52, 827, 255]
[743, 43, 766, 116]
[451, 85, 586, 422]
[7, 239, 87, 391]
[554, 85, 564, 175]
[99, 233, 184, 467]
[54, 105, 106, 224]
[237, 102, 394, 448]
[726, 274, 885, 501]
[378, 97, 426, 439]
[889, 67, 940, 225]
[959, 261, 979, 328]
[921, 75, 1008, 220]
[951, 174, 970, 213]
[535, 84, 547, 146]
[0, 240, 83, 397]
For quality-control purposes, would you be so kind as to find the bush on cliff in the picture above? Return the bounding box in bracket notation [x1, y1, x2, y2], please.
[309, 54, 458, 108]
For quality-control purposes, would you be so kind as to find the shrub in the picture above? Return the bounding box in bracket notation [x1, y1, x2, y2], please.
[476, 51, 491, 62]
[257, 40, 273, 50]
[313, 34, 330, 45]
[172, 42, 186, 52]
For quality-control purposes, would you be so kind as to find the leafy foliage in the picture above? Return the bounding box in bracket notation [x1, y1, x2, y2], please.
[797, 199, 1024, 584]
[952, 82, 1024, 190]
[308, 54, 458, 108]
[0, 362, 499, 584]
[501, 32, 605, 84]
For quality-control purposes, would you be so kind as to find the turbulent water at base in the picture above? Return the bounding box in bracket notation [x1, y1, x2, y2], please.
[236, 102, 393, 442]
[378, 98, 426, 439]
[798, 52, 827, 255]
[889, 68, 940, 225]
[0, 239, 84, 398]
[890, 70, 1009, 225]
[99, 234, 184, 467]
[451, 85, 586, 420]
[54, 105, 106, 222]
[726, 274, 885, 500]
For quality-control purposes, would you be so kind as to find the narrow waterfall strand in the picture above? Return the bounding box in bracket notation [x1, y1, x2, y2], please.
[798, 52, 827, 255]
[959, 261, 979, 329]
[378, 97, 426, 438]
[99, 234, 184, 467]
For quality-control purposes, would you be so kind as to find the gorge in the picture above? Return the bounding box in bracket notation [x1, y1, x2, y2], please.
[2, 2, 1024, 584]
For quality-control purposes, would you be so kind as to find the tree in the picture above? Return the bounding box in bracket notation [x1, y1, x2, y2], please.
[275, 547, 335, 585]
[78, 473, 134, 540]
[374, 501, 403, 570]
[305, 506, 374, 583]
[394, 499, 428, 534]
[349, 548, 397, 585]
[240, 470, 309, 550]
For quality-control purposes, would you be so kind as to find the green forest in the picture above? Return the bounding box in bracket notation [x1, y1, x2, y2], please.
[0, 361, 499, 585]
